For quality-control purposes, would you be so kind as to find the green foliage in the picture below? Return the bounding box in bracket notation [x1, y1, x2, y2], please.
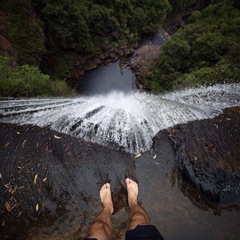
[5, 0, 171, 84]
[130, 0, 170, 34]
[173, 63, 240, 89]
[188, 11, 201, 23]
[31, 0, 170, 52]
[38, 1, 96, 52]
[159, 39, 191, 72]
[0, 56, 75, 97]
[148, 0, 240, 92]
[50, 80, 75, 96]
[7, 0, 46, 66]
[167, 0, 197, 14]
[166, 0, 200, 24]
[191, 32, 227, 65]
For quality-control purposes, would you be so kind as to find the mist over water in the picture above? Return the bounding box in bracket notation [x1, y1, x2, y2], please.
[0, 83, 240, 153]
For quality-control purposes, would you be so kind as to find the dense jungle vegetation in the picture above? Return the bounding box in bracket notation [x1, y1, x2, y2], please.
[146, 0, 240, 91]
[0, 0, 239, 96]
[1, 0, 170, 96]
[6, 0, 170, 61]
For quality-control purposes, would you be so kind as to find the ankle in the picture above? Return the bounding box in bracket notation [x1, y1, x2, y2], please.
[104, 204, 114, 214]
[128, 198, 138, 208]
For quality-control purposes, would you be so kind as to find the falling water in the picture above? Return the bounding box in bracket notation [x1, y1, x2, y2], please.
[0, 83, 240, 153]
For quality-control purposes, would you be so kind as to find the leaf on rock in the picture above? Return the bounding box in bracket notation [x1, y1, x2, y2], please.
[134, 153, 142, 158]
[9, 185, 18, 194]
[33, 174, 38, 184]
[5, 202, 11, 212]
[54, 135, 62, 139]
[22, 139, 27, 147]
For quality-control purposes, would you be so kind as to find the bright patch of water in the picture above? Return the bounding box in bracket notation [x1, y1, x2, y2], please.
[0, 83, 240, 153]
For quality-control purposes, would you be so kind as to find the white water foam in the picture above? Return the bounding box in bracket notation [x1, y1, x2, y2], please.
[0, 83, 240, 153]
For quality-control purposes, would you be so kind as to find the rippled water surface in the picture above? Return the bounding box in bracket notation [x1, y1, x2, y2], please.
[1, 83, 240, 153]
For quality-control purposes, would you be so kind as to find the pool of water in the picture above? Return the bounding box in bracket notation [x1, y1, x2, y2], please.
[76, 61, 135, 96]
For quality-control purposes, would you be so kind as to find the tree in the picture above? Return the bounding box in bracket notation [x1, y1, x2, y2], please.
[159, 38, 191, 72]
[7, 0, 46, 65]
[0, 56, 74, 97]
[147, 0, 240, 92]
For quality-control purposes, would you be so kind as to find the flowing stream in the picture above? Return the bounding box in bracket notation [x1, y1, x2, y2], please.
[0, 83, 240, 153]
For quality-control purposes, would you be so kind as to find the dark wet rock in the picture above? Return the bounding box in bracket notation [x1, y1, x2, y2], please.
[82, 60, 98, 71]
[119, 49, 125, 57]
[1, 106, 239, 239]
[99, 52, 105, 60]
[109, 52, 117, 59]
[78, 53, 95, 63]
[163, 107, 240, 215]
[72, 69, 85, 79]
[0, 123, 133, 239]
[93, 57, 101, 65]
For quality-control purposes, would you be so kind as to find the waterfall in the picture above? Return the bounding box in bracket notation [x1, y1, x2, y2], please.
[0, 83, 240, 153]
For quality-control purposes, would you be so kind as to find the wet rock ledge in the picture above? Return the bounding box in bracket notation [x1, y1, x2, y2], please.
[160, 107, 240, 215]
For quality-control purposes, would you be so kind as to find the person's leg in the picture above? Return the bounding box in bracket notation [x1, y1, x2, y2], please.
[125, 178, 165, 240]
[84, 183, 113, 240]
[126, 178, 150, 230]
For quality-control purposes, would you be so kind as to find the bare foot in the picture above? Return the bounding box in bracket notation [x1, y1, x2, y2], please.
[126, 178, 138, 207]
[100, 183, 114, 214]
